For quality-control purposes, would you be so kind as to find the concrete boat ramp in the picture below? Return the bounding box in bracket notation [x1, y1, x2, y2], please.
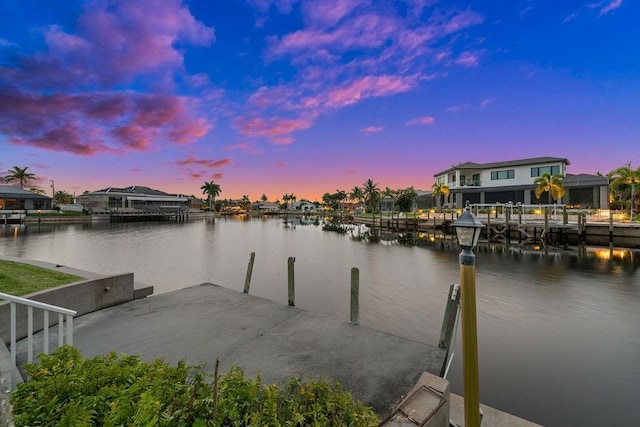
[63, 283, 447, 415]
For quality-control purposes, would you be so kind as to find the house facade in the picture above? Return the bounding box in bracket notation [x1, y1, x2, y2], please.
[0, 185, 53, 211]
[433, 157, 609, 209]
[76, 186, 189, 213]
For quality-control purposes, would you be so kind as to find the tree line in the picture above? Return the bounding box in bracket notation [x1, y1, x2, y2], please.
[4, 164, 640, 218]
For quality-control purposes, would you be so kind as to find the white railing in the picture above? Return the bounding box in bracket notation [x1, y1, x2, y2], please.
[0, 292, 76, 390]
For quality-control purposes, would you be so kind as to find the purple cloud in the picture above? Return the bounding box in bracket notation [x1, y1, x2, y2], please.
[0, 0, 213, 156]
[361, 126, 384, 134]
[406, 116, 435, 126]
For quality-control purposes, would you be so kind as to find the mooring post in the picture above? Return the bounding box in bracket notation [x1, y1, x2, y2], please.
[439, 283, 460, 350]
[350, 267, 359, 325]
[243, 252, 255, 293]
[287, 256, 295, 306]
[609, 210, 614, 247]
[544, 207, 549, 244]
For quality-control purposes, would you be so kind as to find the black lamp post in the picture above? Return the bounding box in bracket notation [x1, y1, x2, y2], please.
[452, 201, 484, 427]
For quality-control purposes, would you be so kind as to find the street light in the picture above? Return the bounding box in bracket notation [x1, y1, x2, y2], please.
[452, 201, 484, 427]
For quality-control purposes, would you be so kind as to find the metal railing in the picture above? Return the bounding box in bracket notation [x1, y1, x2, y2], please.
[0, 292, 76, 390]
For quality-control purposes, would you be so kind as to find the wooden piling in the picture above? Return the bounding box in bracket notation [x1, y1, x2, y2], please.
[439, 283, 460, 350]
[544, 207, 549, 244]
[609, 210, 614, 247]
[350, 267, 359, 325]
[287, 256, 295, 306]
[243, 252, 255, 293]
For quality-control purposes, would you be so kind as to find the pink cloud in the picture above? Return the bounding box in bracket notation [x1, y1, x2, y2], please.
[454, 50, 484, 67]
[406, 116, 435, 126]
[7, 0, 213, 90]
[445, 104, 471, 113]
[301, 0, 366, 28]
[361, 126, 384, 134]
[0, 87, 210, 154]
[276, 162, 286, 169]
[589, 0, 623, 16]
[175, 157, 232, 168]
[327, 75, 416, 108]
[234, 115, 311, 142]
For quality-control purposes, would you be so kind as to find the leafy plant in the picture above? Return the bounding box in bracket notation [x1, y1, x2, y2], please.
[11, 346, 379, 426]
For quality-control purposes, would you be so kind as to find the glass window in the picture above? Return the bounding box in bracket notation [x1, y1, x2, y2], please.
[491, 169, 515, 180]
[531, 166, 560, 177]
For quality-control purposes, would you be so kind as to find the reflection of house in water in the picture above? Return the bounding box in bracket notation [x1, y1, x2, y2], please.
[76, 186, 189, 216]
[0, 185, 53, 211]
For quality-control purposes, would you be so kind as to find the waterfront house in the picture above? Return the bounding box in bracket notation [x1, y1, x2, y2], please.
[433, 157, 609, 208]
[76, 186, 189, 214]
[0, 185, 52, 211]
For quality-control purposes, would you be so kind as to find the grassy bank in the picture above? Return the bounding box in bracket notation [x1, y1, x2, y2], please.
[0, 260, 82, 296]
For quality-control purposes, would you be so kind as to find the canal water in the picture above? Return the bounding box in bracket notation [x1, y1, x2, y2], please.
[1, 217, 638, 426]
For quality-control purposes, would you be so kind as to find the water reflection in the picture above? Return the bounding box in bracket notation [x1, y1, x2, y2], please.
[1, 217, 638, 426]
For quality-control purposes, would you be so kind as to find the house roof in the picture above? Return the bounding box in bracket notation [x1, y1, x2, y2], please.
[433, 157, 570, 177]
[0, 185, 52, 199]
[91, 185, 174, 197]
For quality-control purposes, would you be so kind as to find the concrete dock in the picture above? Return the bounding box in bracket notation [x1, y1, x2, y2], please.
[15, 283, 447, 416]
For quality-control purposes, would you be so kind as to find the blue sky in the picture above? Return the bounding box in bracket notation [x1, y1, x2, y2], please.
[0, 0, 637, 200]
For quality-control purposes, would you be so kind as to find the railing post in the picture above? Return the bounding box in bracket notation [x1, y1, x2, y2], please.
[28, 306, 33, 364]
[58, 313, 64, 347]
[350, 267, 359, 325]
[44, 311, 49, 354]
[66, 314, 74, 345]
[10, 302, 16, 390]
[287, 256, 295, 306]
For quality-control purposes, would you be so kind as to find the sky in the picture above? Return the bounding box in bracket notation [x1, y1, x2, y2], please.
[0, 0, 638, 201]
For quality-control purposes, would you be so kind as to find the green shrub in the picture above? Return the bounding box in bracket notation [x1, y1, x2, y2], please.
[11, 346, 379, 426]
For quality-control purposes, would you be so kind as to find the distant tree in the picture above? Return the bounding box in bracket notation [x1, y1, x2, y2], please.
[54, 190, 73, 204]
[241, 195, 251, 210]
[261, 194, 268, 202]
[3, 166, 36, 189]
[431, 182, 449, 207]
[362, 179, 380, 213]
[201, 181, 221, 212]
[534, 173, 565, 204]
[30, 188, 46, 195]
[609, 163, 640, 218]
[349, 186, 364, 204]
[396, 187, 418, 212]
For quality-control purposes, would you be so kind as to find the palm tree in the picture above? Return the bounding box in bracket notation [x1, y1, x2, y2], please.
[54, 190, 73, 204]
[241, 195, 251, 210]
[431, 182, 450, 208]
[362, 179, 379, 213]
[610, 163, 640, 219]
[201, 181, 221, 212]
[349, 186, 364, 204]
[3, 166, 36, 189]
[534, 173, 565, 204]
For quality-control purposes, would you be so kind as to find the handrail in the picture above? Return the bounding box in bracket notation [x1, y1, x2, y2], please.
[0, 292, 77, 391]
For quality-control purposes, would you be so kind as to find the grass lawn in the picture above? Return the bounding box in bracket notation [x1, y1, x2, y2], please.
[0, 260, 83, 296]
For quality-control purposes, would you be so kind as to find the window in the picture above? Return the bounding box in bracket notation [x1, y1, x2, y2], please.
[531, 166, 560, 177]
[491, 169, 515, 180]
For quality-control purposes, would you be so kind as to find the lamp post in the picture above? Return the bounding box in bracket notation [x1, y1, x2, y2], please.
[452, 201, 484, 427]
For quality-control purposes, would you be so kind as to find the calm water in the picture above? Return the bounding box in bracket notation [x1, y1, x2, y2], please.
[1, 217, 639, 426]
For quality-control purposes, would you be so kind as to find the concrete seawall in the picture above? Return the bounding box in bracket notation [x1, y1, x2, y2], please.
[0, 255, 153, 345]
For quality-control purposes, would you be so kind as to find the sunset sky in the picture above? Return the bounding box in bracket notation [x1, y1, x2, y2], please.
[1, 0, 637, 201]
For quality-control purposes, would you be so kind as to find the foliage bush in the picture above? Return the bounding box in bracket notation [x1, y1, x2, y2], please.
[11, 346, 379, 426]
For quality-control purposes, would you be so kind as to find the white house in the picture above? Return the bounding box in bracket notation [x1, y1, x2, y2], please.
[433, 157, 609, 209]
